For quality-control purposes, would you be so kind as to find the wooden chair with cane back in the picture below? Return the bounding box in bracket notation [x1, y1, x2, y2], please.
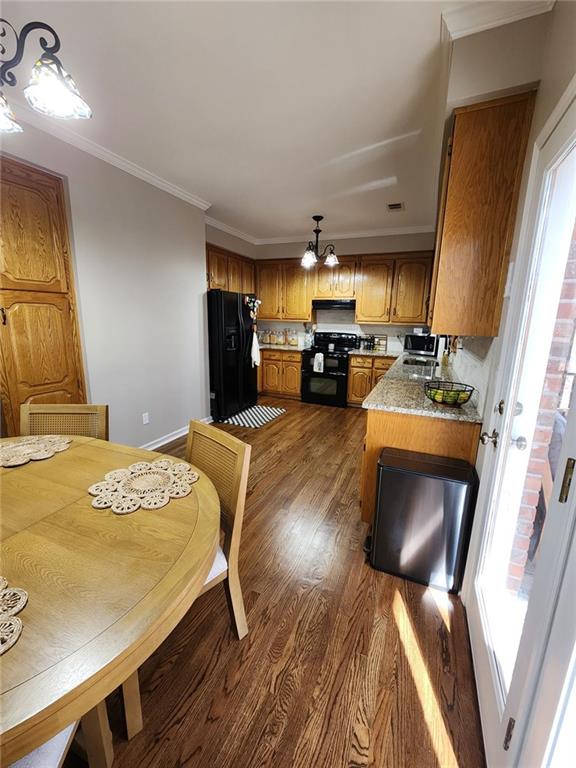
[20, 404, 109, 440]
[186, 420, 251, 639]
[120, 420, 251, 737]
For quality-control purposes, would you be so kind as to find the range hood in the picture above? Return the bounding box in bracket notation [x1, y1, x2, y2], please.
[312, 299, 356, 311]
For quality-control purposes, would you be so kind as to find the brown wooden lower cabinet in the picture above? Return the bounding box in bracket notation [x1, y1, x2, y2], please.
[360, 409, 482, 523]
[348, 355, 396, 405]
[348, 368, 373, 404]
[261, 350, 301, 398]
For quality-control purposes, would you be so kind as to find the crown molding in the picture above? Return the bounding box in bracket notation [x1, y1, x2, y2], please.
[205, 216, 258, 245]
[442, 0, 554, 40]
[252, 224, 435, 245]
[206, 217, 434, 245]
[11, 101, 211, 212]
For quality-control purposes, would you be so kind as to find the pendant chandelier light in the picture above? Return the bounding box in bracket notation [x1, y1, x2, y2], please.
[301, 215, 338, 269]
[0, 19, 92, 133]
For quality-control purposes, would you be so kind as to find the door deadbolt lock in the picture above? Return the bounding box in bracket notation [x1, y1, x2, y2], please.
[496, 400, 523, 416]
[480, 429, 499, 447]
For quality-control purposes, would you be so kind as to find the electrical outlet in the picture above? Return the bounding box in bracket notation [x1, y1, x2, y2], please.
[142, 412, 149, 425]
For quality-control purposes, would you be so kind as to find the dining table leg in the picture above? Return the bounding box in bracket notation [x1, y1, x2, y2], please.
[122, 671, 143, 739]
[80, 700, 114, 768]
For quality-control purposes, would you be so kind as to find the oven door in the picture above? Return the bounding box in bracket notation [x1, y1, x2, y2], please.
[301, 371, 348, 407]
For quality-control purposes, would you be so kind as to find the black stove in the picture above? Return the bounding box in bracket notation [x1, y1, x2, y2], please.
[310, 332, 359, 355]
[301, 332, 359, 408]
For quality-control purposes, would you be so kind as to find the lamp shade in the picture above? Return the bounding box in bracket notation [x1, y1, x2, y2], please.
[324, 251, 339, 267]
[301, 245, 318, 269]
[0, 92, 23, 133]
[24, 57, 92, 120]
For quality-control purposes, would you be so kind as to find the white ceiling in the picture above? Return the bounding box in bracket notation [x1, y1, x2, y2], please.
[1, 1, 551, 242]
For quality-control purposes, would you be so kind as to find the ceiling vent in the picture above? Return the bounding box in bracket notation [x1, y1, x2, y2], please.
[387, 202, 405, 211]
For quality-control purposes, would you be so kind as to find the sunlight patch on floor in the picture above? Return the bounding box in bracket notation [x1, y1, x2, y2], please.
[393, 589, 459, 768]
[424, 586, 453, 633]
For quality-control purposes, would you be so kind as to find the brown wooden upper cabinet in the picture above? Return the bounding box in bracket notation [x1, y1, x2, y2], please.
[206, 245, 229, 290]
[228, 256, 243, 292]
[313, 257, 356, 299]
[241, 260, 255, 294]
[282, 263, 312, 320]
[257, 262, 283, 319]
[391, 256, 432, 324]
[429, 91, 535, 337]
[355, 254, 432, 324]
[355, 258, 394, 323]
[206, 244, 255, 294]
[255, 252, 431, 324]
[257, 261, 311, 321]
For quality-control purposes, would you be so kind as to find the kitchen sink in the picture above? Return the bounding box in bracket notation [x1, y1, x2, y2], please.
[403, 357, 438, 367]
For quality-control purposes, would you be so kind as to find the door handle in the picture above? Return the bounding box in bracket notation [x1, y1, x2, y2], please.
[511, 436, 528, 451]
[480, 429, 499, 447]
[559, 458, 575, 503]
[497, 399, 523, 416]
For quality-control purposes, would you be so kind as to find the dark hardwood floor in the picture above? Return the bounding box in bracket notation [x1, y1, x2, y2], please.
[108, 397, 485, 768]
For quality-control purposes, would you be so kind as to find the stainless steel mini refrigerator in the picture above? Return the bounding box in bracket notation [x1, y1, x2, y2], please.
[370, 448, 478, 593]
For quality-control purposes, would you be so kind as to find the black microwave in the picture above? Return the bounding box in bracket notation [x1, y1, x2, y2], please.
[403, 334, 439, 357]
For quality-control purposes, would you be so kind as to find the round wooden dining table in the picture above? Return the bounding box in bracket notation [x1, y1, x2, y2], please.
[0, 435, 220, 766]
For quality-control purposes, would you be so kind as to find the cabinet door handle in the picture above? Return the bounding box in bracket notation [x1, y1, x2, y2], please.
[393, 307, 397, 316]
[0, 308, 6, 325]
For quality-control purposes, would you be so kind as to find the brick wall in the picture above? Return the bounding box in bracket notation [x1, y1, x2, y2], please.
[507, 224, 576, 593]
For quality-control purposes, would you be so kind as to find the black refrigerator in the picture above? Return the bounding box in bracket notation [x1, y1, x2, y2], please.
[208, 289, 257, 421]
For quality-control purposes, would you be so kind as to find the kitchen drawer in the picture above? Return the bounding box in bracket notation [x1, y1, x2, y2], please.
[349, 355, 373, 369]
[373, 357, 395, 370]
[282, 351, 302, 362]
[262, 350, 282, 361]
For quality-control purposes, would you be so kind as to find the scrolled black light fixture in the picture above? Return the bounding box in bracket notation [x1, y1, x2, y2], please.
[0, 18, 92, 133]
[301, 215, 338, 269]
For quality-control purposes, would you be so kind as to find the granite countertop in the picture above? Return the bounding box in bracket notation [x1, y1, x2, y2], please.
[260, 344, 307, 352]
[349, 349, 401, 358]
[259, 345, 402, 357]
[362, 355, 482, 424]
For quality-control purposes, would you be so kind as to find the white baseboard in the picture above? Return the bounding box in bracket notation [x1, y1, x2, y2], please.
[139, 426, 188, 451]
[139, 415, 212, 450]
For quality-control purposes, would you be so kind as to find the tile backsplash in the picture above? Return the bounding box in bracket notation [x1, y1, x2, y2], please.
[450, 336, 495, 415]
[260, 309, 428, 354]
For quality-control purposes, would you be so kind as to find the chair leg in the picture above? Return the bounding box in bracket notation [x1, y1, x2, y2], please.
[224, 566, 248, 640]
[81, 700, 114, 768]
[122, 670, 143, 739]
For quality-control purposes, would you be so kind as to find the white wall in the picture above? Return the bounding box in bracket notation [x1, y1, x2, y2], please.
[2, 122, 210, 447]
[531, 0, 576, 138]
[447, 14, 547, 107]
[205, 224, 256, 258]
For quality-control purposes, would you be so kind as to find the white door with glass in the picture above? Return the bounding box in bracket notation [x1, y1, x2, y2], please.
[463, 93, 576, 767]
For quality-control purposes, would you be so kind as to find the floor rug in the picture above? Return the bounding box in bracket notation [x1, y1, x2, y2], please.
[223, 405, 286, 429]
